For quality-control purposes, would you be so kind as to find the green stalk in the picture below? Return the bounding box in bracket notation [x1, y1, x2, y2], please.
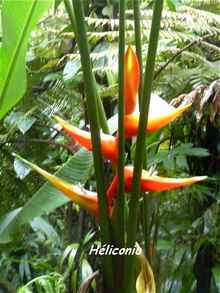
[133, 0, 143, 100]
[114, 0, 126, 249]
[64, 0, 109, 134]
[111, 0, 126, 289]
[123, 1, 164, 292]
[143, 192, 152, 259]
[64, 0, 75, 31]
[71, 0, 113, 288]
[133, 0, 150, 257]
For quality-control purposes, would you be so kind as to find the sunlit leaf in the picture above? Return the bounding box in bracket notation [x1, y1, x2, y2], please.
[14, 158, 31, 179]
[0, 0, 52, 119]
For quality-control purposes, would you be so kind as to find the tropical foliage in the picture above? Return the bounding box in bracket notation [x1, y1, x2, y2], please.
[0, 0, 220, 292]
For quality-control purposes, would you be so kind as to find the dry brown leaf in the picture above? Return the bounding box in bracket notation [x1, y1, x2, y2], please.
[78, 270, 99, 293]
[170, 80, 220, 123]
[210, 85, 220, 122]
[170, 86, 206, 122]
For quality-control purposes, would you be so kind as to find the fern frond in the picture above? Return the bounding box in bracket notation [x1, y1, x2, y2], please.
[182, 0, 220, 14]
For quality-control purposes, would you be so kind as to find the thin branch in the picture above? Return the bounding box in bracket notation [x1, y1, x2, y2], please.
[154, 32, 219, 79]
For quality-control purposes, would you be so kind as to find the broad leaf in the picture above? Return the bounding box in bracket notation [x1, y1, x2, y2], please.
[30, 217, 59, 240]
[0, 148, 93, 243]
[0, 0, 52, 119]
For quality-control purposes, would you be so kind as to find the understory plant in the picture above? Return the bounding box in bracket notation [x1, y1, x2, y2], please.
[13, 0, 209, 292]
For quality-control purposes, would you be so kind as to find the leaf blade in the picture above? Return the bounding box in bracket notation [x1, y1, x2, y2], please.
[0, 0, 52, 119]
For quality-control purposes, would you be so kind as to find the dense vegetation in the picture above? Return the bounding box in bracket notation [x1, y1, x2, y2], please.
[0, 0, 220, 292]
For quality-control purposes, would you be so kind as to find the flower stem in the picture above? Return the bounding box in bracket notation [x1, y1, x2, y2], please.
[133, 0, 143, 100]
[123, 1, 164, 291]
[133, 1, 150, 257]
[71, 0, 114, 288]
[114, 0, 126, 249]
[111, 0, 126, 289]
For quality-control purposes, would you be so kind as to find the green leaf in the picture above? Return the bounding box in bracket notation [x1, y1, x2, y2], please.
[166, 0, 179, 11]
[174, 143, 210, 157]
[30, 217, 58, 240]
[14, 158, 31, 179]
[54, 0, 63, 11]
[0, 207, 22, 241]
[60, 243, 79, 271]
[80, 259, 93, 285]
[212, 265, 220, 291]
[157, 239, 173, 251]
[4, 111, 36, 134]
[0, 148, 93, 243]
[0, 0, 53, 120]
[18, 273, 65, 293]
[63, 59, 81, 82]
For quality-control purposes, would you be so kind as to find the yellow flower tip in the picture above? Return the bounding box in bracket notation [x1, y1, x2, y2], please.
[53, 115, 76, 133]
[16, 155, 99, 217]
[147, 102, 192, 132]
[177, 102, 192, 114]
[192, 176, 208, 182]
[53, 115, 65, 128]
[72, 185, 99, 217]
[14, 153, 50, 180]
[126, 46, 135, 72]
[53, 114, 62, 124]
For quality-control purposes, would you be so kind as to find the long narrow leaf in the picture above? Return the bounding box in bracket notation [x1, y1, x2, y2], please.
[0, 0, 52, 119]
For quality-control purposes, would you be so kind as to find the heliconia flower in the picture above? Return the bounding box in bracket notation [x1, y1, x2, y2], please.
[124, 46, 140, 115]
[107, 166, 207, 201]
[124, 94, 192, 138]
[14, 154, 100, 217]
[54, 116, 118, 163]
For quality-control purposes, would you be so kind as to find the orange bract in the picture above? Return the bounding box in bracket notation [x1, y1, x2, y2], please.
[54, 116, 118, 163]
[124, 46, 140, 115]
[54, 102, 191, 164]
[124, 103, 192, 138]
[107, 166, 207, 201]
